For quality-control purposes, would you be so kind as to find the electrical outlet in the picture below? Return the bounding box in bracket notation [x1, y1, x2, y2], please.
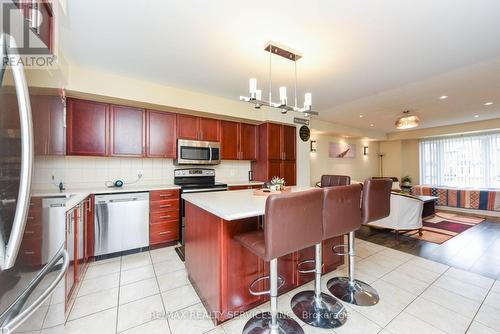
[137, 170, 143, 179]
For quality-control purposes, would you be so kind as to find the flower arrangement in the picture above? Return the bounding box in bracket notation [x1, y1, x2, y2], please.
[270, 176, 286, 191]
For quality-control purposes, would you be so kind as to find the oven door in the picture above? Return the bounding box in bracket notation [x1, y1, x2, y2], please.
[175, 140, 220, 165]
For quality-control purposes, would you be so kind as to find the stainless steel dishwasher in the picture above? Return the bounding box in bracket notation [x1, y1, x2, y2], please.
[94, 192, 149, 256]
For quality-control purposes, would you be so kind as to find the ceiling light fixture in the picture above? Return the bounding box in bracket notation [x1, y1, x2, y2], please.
[484, 102, 494, 106]
[370, 124, 374, 127]
[439, 95, 448, 100]
[474, 114, 480, 118]
[395, 110, 420, 130]
[359, 114, 364, 118]
[239, 41, 318, 116]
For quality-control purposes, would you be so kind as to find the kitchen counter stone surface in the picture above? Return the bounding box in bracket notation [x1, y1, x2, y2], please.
[182, 186, 313, 221]
[32, 184, 180, 211]
[220, 180, 265, 187]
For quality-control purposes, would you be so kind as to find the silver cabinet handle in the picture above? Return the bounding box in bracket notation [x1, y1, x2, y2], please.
[159, 194, 173, 198]
[159, 204, 171, 208]
[159, 231, 171, 235]
[1, 248, 69, 333]
[1, 34, 34, 270]
[160, 215, 171, 219]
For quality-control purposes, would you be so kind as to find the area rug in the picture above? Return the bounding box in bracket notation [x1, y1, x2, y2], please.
[403, 211, 485, 244]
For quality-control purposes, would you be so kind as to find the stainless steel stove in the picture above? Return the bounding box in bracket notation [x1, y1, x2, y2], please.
[174, 168, 227, 253]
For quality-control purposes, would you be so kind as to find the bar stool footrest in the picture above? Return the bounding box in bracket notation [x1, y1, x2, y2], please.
[297, 259, 316, 274]
[332, 244, 349, 256]
[248, 275, 285, 296]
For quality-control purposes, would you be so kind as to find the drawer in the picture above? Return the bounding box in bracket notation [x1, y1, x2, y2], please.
[29, 197, 42, 211]
[150, 221, 179, 244]
[19, 238, 43, 266]
[26, 209, 42, 225]
[24, 222, 43, 239]
[150, 199, 179, 212]
[150, 189, 179, 201]
[150, 210, 179, 223]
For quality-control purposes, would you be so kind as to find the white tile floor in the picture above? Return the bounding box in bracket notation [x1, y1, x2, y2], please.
[19, 240, 500, 334]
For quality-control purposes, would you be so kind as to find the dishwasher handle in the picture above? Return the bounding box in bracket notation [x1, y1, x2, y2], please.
[109, 198, 139, 203]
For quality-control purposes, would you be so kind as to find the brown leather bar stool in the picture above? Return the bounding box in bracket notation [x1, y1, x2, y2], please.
[290, 186, 360, 329]
[320, 175, 351, 188]
[327, 178, 392, 306]
[234, 189, 323, 334]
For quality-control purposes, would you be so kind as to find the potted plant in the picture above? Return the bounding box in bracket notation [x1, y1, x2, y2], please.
[401, 175, 412, 193]
[270, 176, 286, 191]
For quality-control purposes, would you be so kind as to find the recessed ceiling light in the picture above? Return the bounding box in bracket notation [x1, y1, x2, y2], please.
[439, 95, 448, 100]
[474, 114, 480, 118]
[359, 114, 364, 118]
[484, 102, 494, 106]
[370, 124, 374, 127]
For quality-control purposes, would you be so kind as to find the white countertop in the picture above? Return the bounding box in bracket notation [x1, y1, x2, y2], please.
[32, 184, 180, 211]
[182, 187, 314, 221]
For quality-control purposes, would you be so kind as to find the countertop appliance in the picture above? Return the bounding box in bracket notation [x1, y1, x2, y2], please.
[175, 139, 221, 165]
[93, 192, 149, 257]
[174, 168, 227, 257]
[0, 17, 68, 334]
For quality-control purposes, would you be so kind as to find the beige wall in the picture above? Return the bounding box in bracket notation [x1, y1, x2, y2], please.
[379, 139, 420, 184]
[310, 135, 380, 185]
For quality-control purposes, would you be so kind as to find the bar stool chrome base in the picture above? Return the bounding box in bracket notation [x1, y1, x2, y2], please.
[291, 291, 347, 328]
[327, 277, 379, 306]
[242, 312, 304, 334]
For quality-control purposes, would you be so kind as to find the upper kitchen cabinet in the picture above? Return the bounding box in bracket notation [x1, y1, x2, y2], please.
[146, 110, 177, 158]
[282, 125, 296, 161]
[177, 114, 220, 141]
[220, 121, 258, 160]
[266, 123, 282, 160]
[32, 94, 65, 156]
[14, 0, 54, 52]
[67, 98, 109, 156]
[220, 120, 239, 160]
[239, 123, 257, 160]
[110, 105, 145, 157]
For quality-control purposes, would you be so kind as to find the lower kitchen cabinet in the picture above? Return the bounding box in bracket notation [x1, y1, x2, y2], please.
[65, 197, 92, 310]
[149, 189, 180, 245]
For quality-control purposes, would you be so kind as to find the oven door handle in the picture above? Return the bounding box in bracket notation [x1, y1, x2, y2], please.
[182, 187, 228, 193]
[0, 247, 68, 334]
[208, 145, 212, 162]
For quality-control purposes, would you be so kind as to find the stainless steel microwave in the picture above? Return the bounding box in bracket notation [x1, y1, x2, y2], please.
[175, 139, 221, 165]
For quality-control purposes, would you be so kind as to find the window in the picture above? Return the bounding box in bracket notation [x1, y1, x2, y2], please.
[419, 132, 500, 188]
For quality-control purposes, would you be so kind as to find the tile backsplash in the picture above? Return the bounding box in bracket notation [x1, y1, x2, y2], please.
[32, 156, 252, 191]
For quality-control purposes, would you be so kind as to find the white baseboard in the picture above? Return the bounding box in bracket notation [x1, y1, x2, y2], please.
[436, 205, 500, 218]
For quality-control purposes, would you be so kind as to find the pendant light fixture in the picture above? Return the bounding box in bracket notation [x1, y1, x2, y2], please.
[239, 41, 318, 116]
[395, 110, 420, 130]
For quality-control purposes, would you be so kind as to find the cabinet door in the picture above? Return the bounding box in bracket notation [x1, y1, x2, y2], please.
[282, 125, 296, 161]
[220, 121, 239, 160]
[239, 123, 257, 160]
[48, 97, 66, 155]
[147, 110, 177, 158]
[177, 114, 199, 140]
[268, 160, 282, 180]
[31, 95, 50, 155]
[282, 160, 296, 186]
[110, 105, 145, 157]
[67, 99, 109, 156]
[199, 118, 219, 141]
[267, 123, 282, 160]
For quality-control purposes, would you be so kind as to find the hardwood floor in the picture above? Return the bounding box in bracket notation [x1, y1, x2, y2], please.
[356, 216, 500, 280]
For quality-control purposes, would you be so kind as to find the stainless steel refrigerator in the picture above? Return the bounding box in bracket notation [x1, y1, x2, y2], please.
[0, 5, 68, 333]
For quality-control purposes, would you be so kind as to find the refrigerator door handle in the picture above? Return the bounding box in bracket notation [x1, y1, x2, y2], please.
[0, 248, 68, 333]
[0, 34, 35, 270]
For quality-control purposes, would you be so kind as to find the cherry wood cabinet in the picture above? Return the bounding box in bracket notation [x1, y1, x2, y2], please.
[32, 95, 65, 156]
[220, 121, 257, 160]
[228, 184, 262, 191]
[177, 114, 220, 141]
[14, 0, 53, 52]
[67, 99, 109, 156]
[220, 121, 239, 160]
[251, 123, 297, 185]
[146, 110, 177, 158]
[110, 105, 145, 157]
[149, 189, 180, 245]
[239, 123, 258, 160]
[177, 114, 199, 140]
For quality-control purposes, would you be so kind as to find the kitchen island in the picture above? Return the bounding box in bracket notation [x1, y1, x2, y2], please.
[182, 188, 345, 324]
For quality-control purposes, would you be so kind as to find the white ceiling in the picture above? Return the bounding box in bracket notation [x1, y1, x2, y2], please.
[60, 0, 500, 133]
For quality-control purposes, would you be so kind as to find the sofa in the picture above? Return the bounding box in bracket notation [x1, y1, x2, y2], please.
[363, 192, 424, 238]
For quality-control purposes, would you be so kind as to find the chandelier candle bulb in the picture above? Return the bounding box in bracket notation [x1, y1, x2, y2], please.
[249, 78, 257, 99]
[255, 89, 262, 101]
[304, 92, 312, 109]
[279, 86, 287, 106]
